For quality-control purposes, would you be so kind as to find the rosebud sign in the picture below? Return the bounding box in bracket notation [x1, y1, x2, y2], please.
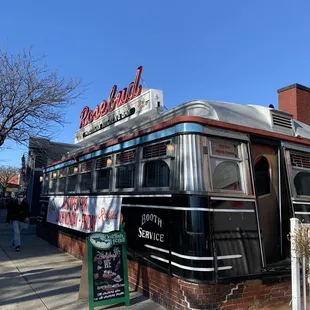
[75, 66, 163, 145]
[80, 66, 143, 129]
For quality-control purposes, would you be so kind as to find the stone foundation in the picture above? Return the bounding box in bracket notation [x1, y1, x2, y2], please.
[36, 226, 292, 310]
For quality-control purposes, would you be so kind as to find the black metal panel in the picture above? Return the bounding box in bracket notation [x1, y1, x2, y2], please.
[209, 199, 262, 279]
[122, 196, 214, 282]
[250, 135, 281, 147]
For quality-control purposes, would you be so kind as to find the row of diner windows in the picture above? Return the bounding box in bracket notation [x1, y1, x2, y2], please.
[40, 137, 310, 198]
[42, 137, 253, 195]
[42, 140, 173, 194]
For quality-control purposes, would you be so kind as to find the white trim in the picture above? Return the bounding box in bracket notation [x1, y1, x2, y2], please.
[121, 194, 172, 197]
[295, 212, 310, 215]
[172, 252, 213, 260]
[292, 200, 310, 205]
[150, 255, 232, 271]
[210, 209, 254, 213]
[145, 244, 169, 254]
[151, 255, 169, 264]
[217, 254, 242, 260]
[216, 266, 232, 271]
[122, 204, 254, 213]
[210, 196, 256, 202]
[144, 244, 242, 260]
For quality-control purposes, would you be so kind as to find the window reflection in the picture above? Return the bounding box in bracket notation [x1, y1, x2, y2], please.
[212, 161, 241, 191]
[294, 172, 310, 196]
[143, 160, 170, 187]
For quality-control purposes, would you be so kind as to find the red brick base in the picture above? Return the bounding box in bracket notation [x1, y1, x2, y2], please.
[37, 227, 292, 310]
[128, 260, 291, 310]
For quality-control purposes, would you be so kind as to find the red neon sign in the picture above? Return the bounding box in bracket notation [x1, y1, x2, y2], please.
[79, 66, 143, 129]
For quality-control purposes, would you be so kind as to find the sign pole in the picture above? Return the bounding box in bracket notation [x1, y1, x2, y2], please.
[291, 218, 301, 310]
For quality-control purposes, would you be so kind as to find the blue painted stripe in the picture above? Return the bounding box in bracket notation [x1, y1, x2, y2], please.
[44, 122, 204, 173]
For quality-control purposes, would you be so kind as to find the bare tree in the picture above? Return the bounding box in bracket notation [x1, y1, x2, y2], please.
[0, 165, 19, 194]
[0, 47, 84, 147]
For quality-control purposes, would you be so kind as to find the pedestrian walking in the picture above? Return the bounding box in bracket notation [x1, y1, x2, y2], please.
[5, 192, 30, 252]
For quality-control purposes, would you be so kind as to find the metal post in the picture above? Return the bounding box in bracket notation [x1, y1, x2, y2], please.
[291, 218, 301, 310]
[302, 256, 306, 310]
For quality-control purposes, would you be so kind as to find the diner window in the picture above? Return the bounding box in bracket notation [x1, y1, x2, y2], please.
[49, 171, 57, 193]
[95, 156, 111, 190]
[67, 165, 79, 192]
[143, 160, 170, 187]
[209, 139, 244, 192]
[115, 150, 136, 189]
[254, 156, 270, 196]
[57, 168, 67, 193]
[142, 141, 171, 188]
[80, 161, 92, 192]
[294, 172, 310, 196]
[42, 174, 49, 194]
[291, 152, 310, 197]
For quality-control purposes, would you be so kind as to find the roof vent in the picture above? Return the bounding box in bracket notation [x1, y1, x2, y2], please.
[143, 141, 168, 159]
[291, 152, 310, 169]
[270, 109, 294, 136]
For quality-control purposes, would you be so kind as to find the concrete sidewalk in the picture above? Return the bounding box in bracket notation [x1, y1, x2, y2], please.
[0, 223, 164, 310]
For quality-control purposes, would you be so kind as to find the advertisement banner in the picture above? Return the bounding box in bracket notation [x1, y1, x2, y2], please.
[46, 196, 122, 233]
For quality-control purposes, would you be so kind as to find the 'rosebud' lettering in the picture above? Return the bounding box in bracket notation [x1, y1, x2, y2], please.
[79, 66, 143, 128]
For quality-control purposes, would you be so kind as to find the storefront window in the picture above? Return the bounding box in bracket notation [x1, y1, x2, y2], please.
[116, 164, 135, 188]
[57, 168, 67, 193]
[209, 139, 244, 192]
[96, 156, 111, 190]
[49, 172, 57, 193]
[294, 172, 310, 196]
[42, 174, 49, 194]
[80, 161, 92, 192]
[212, 161, 241, 190]
[290, 152, 310, 197]
[254, 156, 270, 196]
[115, 150, 136, 189]
[143, 160, 170, 187]
[67, 165, 78, 192]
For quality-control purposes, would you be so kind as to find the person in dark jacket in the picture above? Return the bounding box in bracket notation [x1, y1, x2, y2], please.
[6, 192, 30, 251]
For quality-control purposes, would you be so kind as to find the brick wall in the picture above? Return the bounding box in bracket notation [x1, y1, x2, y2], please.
[278, 83, 310, 126]
[128, 260, 291, 310]
[37, 227, 292, 310]
[57, 232, 85, 260]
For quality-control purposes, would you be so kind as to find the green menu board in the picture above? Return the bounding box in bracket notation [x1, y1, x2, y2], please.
[87, 226, 130, 309]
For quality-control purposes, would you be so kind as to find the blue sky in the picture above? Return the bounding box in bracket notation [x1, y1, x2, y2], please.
[1, 0, 310, 166]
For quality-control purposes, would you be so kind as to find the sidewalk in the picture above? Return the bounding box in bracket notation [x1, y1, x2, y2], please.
[0, 223, 164, 310]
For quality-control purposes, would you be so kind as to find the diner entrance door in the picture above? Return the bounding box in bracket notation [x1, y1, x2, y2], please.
[251, 144, 281, 265]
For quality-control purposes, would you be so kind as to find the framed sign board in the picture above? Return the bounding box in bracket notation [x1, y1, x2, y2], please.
[87, 226, 130, 309]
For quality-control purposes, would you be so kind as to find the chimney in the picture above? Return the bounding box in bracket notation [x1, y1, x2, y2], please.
[278, 83, 310, 126]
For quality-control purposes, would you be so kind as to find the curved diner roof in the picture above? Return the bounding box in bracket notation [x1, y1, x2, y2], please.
[45, 100, 310, 170]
